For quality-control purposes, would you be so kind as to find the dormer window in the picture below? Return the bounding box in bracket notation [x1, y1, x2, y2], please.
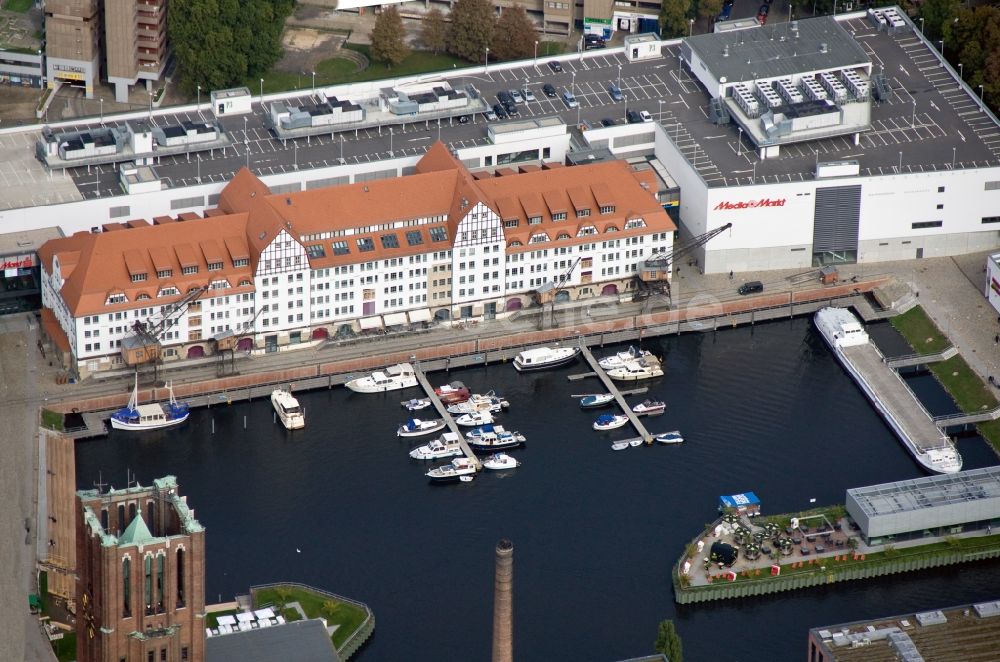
[130, 273, 147, 283]
[509, 240, 523, 247]
[528, 216, 542, 225]
[158, 287, 179, 297]
[529, 233, 549, 244]
[207, 261, 223, 271]
[137, 293, 151, 301]
[233, 258, 249, 268]
[357, 237, 375, 252]
[210, 279, 230, 290]
[576, 208, 591, 217]
[605, 225, 619, 233]
[182, 265, 198, 275]
[106, 293, 127, 305]
[600, 205, 615, 214]
[156, 269, 172, 278]
[552, 212, 567, 221]
[625, 218, 646, 230]
[577, 226, 597, 237]
[503, 219, 519, 228]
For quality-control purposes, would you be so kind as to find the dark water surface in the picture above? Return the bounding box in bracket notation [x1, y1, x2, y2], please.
[76, 318, 1000, 661]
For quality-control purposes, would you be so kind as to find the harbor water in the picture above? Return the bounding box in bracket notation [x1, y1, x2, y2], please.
[75, 318, 1000, 661]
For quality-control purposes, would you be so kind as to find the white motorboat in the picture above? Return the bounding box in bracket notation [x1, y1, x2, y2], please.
[467, 426, 526, 450]
[632, 399, 666, 416]
[397, 418, 447, 437]
[270, 388, 305, 430]
[579, 393, 615, 409]
[814, 307, 962, 474]
[434, 381, 471, 404]
[447, 393, 508, 414]
[401, 398, 433, 411]
[607, 357, 664, 382]
[345, 363, 418, 393]
[466, 424, 508, 439]
[482, 453, 521, 471]
[426, 457, 478, 483]
[110, 376, 190, 431]
[455, 411, 495, 427]
[409, 432, 464, 460]
[593, 414, 629, 431]
[611, 440, 630, 451]
[598, 346, 654, 370]
[513, 346, 581, 372]
[655, 431, 684, 445]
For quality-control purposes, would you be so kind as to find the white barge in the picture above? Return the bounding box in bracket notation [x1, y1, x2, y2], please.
[814, 307, 961, 474]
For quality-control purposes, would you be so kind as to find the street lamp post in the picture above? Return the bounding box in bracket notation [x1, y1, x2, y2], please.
[259, 78, 264, 105]
[737, 126, 743, 156]
[911, 100, 916, 128]
[485, 47, 490, 74]
[958, 63, 963, 80]
[658, 99, 664, 122]
[340, 135, 345, 163]
[938, 40, 944, 54]
[197, 84, 201, 114]
[898, 151, 902, 172]
[918, 17, 924, 34]
[148, 91, 153, 118]
[390, 126, 394, 156]
[534, 40, 538, 68]
[688, 18, 693, 36]
[99, 98, 103, 125]
[311, 71, 316, 93]
[617, 64, 622, 94]
[979, 84, 985, 112]
[244, 116, 249, 170]
[197, 155, 201, 183]
[294, 142, 298, 170]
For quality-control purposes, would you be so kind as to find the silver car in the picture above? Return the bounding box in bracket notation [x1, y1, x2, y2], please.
[509, 89, 524, 104]
[522, 88, 537, 102]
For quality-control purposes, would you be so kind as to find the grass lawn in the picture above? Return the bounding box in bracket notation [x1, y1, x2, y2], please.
[2, 0, 34, 12]
[251, 46, 473, 96]
[891, 305, 1000, 451]
[890, 306, 951, 354]
[41, 409, 64, 432]
[538, 41, 567, 56]
[254, 585, 368, 650]
[50, 632, 76, 662]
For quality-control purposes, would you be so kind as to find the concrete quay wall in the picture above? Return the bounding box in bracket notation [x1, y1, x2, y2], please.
[672, 540, 1000, 605]
[50, 279, 888, 415]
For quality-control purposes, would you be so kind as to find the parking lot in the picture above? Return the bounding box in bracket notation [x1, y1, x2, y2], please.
[62, 47, 694, 198]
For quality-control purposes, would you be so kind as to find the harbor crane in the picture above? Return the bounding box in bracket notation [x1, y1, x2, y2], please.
[214, 306, 265, 377]
[536, 256, 582, 330]
[634, 223, 733, 306]
[120, 285, 207, 382]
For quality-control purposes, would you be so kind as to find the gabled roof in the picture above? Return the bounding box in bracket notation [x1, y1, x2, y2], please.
[119, 513, 155, 546]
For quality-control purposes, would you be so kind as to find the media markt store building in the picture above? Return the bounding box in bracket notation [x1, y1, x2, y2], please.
[0, 228, 61, 316]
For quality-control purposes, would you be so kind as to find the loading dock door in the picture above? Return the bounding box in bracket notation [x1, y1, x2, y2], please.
[812, 185, 861, 266]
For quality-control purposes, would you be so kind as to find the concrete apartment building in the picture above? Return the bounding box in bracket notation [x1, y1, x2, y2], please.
[76, 476, 205, 662]
[45, 0, 102, 98]
[44, 0, 170, 101]
[38, 142, 674, 377]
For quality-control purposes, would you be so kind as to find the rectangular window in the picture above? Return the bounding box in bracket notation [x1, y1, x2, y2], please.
[986, 181, 1000, 191]
[577, 208, 591, 217]
[381, 234, 400, 249]
[430, 227, 448, 242]
[156, 269, 172, 278]
[331, 241, 350, 255]
[553, 212, 567, 221]
[982, 216, 1000, 224]
[130, 273, 147, 282]
[233, 258, 249, 267]
[911, 221, 942, 229]
[182, 266, 198, 275]
[306, 244, 326, 258]
[406, 231, 423, 246]
[600, 205, 615, 214]
[357, 237, 375, 252]
[937, 186, 945, 193]
[207, 261, 223, 271]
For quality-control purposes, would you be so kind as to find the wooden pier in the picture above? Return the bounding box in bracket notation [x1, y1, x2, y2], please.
[413, 366, 482, 470]
[578, 346, 652, 443]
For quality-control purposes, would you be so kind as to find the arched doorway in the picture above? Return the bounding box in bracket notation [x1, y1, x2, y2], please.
[601, 283, 619, 296]
[311, 327, 329, 340]
[505, 298, 523, 312]
[434, 308, 451, 321]
[236, 338, 253, 352]
[186, 345, 205, 359]
[555, 290, 571, 303]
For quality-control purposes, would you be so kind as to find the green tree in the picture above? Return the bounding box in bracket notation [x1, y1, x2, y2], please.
[447, 0, 496, 63]
[169, 0, 294, 94]
[654, 619, 683, 662]
[420, 7, 448, 54]
[918, 0, 960, 42]
[659, 0, 690, 38]
[370, 6, 411, 67]
[944, 5, 1000, 114]
[491, 5, 536, 61]
[698, 0, 723, 30]
[321, 599, 340, 620]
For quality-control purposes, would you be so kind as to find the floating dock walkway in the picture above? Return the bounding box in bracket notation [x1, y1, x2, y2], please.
[841, 342, 954, 458]
[413, 366, 482, 470]
[578, 345, 652, 443]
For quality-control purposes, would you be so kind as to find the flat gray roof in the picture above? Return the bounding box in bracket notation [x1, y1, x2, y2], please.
[847, 466, 1000, 519]
[0, 227, 63, 256]
[206, 619, 340, 662]
[686, 16, 870, 84]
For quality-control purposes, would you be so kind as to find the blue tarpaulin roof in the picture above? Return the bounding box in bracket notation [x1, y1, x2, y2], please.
[719, 492, 761, 508]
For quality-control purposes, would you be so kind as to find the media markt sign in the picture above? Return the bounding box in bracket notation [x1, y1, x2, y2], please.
[714, 198, 787, 211]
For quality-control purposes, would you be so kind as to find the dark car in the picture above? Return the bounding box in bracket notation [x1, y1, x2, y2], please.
[585, 38, 606, 50]
[738, 281, 764, 296]
[601, 118, 616, 127]
[497, 90, 513, 105]
[504, 100, 518, 115]
[457, 115, 470, 124]
[493, 103, 508, 119]
[543, 83, 557, 97]
[548, 60, 563, 72]
[607, 84, 624, 102]
[626, 110, 643, 124]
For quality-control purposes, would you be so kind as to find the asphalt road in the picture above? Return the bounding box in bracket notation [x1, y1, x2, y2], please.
[65, 45, 690, 198]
